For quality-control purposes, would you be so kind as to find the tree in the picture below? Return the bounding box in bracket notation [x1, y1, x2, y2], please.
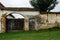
[30, 0, 58, 12]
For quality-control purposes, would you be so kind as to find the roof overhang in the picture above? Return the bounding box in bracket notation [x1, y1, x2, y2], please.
[0, 3, 39, 11]
[0, 2, 5, 9]
[2, 7, 39, 11]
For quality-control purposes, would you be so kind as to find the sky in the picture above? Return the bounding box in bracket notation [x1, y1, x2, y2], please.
[0, 0, 60, 12]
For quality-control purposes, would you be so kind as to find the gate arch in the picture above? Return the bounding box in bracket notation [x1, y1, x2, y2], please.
[6, 13, 25, 32]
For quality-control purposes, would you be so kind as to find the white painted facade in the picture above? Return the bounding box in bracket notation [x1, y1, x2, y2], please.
[1, 10, 60, 33]
[0, 10, 40, 33]
[0, 9, 2, 33]
[3, 11, 40, 16]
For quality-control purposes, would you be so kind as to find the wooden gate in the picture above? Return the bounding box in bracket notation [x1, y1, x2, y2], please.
[6, 19, 24, 32]
[29, 18, 35, 30]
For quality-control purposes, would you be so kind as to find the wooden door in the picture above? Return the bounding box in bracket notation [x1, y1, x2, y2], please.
[6, 19, 24, 32]
[29, 18, 35, 30]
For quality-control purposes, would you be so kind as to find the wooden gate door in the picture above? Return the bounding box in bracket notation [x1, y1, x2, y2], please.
[29, 18, 35, 30]
[6, 19, 24, 32]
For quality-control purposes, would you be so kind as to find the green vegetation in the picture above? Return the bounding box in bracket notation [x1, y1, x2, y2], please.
[0, 28, 60, 40]
[30, 0, 58, 12]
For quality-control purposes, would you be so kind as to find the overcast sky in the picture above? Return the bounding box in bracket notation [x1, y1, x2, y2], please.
[0, 0, 60, 12]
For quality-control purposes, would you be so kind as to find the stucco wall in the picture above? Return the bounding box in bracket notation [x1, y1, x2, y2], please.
[38, 14, 48, 29]
[1, 10, 60, 33]
[57, 14, 60, 23]
[0, 9, 2, 33]
[38, 12, 60, 29]
[0, 10, 40, 32]
[2, 10, 40, 16]
[48, 13, 56, 23]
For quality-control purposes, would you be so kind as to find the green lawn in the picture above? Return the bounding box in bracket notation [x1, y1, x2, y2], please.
[0, 28, 60, 40]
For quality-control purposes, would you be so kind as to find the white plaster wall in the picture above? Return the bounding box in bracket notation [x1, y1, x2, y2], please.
[0, 9, 2, 33]
[3, 11, 40, 16]
[2, 10, 39, 31]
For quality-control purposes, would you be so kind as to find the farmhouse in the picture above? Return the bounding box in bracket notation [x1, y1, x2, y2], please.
[0, 3, 60, 33]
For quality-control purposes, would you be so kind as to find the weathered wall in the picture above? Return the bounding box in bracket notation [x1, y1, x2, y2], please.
[24, 16, 29, 31]
[1, 14, 6, 33]
[1, 10, 40, 32]
[47, 13, 57, 28]
[1, 10, 60, 33]
[56, 14, 60, 27]
[38, 12, 60, 30]
[39, 13, 48, 29]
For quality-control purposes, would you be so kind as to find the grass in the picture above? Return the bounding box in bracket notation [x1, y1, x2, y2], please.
[0, 28, 60, 40]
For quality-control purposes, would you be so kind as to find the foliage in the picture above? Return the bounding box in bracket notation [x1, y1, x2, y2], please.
[30, 0, 58, 12]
